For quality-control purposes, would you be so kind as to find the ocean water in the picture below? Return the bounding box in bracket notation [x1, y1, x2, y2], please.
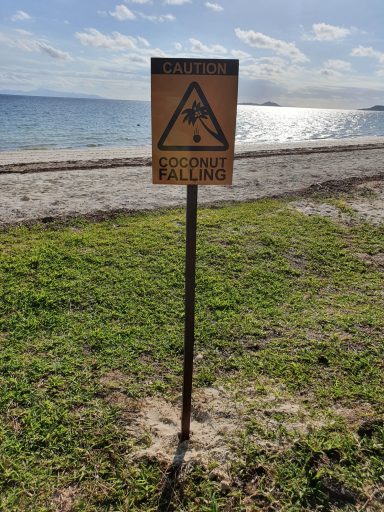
[1, 94, 384, 151]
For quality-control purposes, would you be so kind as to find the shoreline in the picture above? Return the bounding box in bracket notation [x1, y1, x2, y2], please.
[1, 136, 384, 168]
[1, 137, 384, 227]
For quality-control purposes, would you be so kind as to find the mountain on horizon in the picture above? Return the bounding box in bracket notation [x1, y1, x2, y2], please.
[239, 101, 281, 107]
[360, 105, 384, 111]
[0, 88, 105, 100]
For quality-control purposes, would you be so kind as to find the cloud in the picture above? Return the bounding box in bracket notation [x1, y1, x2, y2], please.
[189, 38, 227, 55]
[311, 23, 351, 41]
[130, 54, 148, 63]
[97, 46, 167, 75]
[110, 5, 136, 20]
[241, 56, 291, 79]
[11, 10, 31, 22]
[231, 49, 252, 60]
[75, 29, 138, 50]
[319, 68, 341, 78]
[164, 0, 191, 4]
[137, 36, 150, 47]
[2, 31, 72, 60]
[0, 71, 29, 84]
[14, 29, 33, 37]
[235, 28, 308, 63]
[36, 42, 72, 61]
[351, 45, 384, 64]
[126, 0, 152, 3]
[205, 2, 223, 12]
[174, 42, 183, 51]
[324, 59, 352, 71]
[139, 13, 175, 22]
[280, 83, 384, 109]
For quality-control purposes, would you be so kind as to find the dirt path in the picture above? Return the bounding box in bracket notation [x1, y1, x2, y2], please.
[1, 139, 383, 226]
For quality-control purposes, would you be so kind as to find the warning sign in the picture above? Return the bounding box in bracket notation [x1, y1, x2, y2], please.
[151, 58, 239, 185]
[158, 82, 229, 152]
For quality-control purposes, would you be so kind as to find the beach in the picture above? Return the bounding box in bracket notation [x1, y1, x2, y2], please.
[1, 137, 384, 226]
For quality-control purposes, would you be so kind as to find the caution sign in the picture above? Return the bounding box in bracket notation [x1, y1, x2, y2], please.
[151, 58, 239, 185]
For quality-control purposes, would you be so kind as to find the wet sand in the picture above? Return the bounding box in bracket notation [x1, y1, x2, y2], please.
[1, 137, 384, 226]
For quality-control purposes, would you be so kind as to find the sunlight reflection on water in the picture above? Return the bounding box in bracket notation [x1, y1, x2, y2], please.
[236, 106, 384, 145]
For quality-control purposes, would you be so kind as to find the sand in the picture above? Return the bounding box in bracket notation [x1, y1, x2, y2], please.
[1, 137, 384, 226]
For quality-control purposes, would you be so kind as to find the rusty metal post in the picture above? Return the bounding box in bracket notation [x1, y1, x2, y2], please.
[180, 184, 198, 441]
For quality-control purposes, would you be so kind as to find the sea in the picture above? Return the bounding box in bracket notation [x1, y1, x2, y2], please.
[1, 94, 384, 152]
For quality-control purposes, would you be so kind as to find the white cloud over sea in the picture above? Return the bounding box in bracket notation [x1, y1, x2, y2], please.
[235, 28, 308, 62]
[11, 10, 31, 22]
[109, 5, 137, 21]
[205, 3, 224, 12]
[75, 29, 148, 51]
[0, 30, 72, 61]
[310, 23, 352, 41]
[1, 0, 383, 108]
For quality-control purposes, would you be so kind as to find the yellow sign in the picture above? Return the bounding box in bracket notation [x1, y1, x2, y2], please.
[151, 58, 239, 185]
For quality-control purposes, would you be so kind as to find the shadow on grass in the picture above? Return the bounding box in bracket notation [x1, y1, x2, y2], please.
[157, 440, 189, 512]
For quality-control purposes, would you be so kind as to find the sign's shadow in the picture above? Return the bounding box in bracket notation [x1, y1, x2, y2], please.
[157, 440, 189, 511]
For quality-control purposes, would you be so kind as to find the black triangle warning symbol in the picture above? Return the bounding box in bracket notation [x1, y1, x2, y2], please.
[158, 81, 229, 151]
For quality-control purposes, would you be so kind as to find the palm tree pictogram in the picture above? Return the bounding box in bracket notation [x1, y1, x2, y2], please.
[182, 100, 221, 143]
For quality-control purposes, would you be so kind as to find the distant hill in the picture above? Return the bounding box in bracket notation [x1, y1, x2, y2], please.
[0, 88, 104, 100]
[360, 105, 384, 111]
[239, 101, 281, 107]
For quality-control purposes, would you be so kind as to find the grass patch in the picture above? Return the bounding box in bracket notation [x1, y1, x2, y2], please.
[0, 198, 383, 511]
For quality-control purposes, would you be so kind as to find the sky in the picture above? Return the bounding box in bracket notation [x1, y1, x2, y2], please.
[0, 0, 383, 108]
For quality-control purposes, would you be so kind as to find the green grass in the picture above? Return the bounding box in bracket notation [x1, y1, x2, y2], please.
[0, 198, 383, 511]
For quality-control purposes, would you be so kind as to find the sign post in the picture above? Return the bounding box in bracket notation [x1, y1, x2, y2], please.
[181, 184, 198, 440]
[151, 58, 239, 440]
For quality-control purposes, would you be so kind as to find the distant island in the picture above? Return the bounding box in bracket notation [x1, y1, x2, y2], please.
[0, 88, 104, 100]
[360, 105, 384, 111]
[239, 101, 281, 107]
